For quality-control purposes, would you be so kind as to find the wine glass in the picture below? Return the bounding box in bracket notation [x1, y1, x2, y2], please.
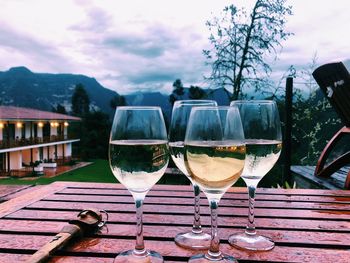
[169, 100, 217, 250]
[185, 106, 246, 263]
[109, 106, 169, 262]
[228, 100, 282, 251]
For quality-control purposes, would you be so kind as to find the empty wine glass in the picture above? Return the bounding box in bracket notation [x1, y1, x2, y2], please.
[109, 106, 169, 262]
[185, 106, 246, 263]
[169, 100, 217, 250]
[228, 100, 282, 251]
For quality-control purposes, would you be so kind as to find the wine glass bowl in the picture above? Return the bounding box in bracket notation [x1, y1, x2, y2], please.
[109, 106, 169, 262]
[169, 100, 217, 250]
[185, 106, 245, 263]
[228, 100, 282, 251]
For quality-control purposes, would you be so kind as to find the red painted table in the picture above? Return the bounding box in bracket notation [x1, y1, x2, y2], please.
[0, 181, 349, 262]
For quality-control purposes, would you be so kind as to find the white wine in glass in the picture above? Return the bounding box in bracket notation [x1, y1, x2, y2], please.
[185, 106, 246, 263]
[169, 100, 217, 250]
[228, 100, 282, 251]
[110, 140, 169, 192]
[109, 106, 169, 263]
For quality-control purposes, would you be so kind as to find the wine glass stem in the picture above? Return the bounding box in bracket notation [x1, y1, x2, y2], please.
[246, 185, 257, 235]
[134, 198, 147, 256]
[207, 200, 221, 259]
[192, 184, 202, 234]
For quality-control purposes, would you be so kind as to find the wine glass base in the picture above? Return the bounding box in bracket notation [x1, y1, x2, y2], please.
[113, 249, 163, 263]
[175, 231, 211, 250]
[228, 232, 275, 251]
[188, 253, 238, 263]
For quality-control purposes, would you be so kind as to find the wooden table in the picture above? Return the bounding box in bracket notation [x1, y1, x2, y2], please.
[0, 181, 349, 262]
[0, 184, 39, 203]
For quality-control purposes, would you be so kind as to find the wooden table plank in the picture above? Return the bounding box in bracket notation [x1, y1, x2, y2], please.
[0, 219, 349, 248]
[56, 182, 350, 196]
[0, 182, 68, 218]
[0, 233, 348, 263]
[44, 193, 350, 210]
[0, 185, 34, 202]
[58, 187, 350, 203]
[26, 200, 350, 220]
[6, 210, 350, 232]
[0, 254, 113, 263]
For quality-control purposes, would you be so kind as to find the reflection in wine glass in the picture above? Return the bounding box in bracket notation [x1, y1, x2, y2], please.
[109, 106, 169, 262]
[169, 100, 217, 250]
[185, 106, 246, 263]
[228, 100, 282, 251]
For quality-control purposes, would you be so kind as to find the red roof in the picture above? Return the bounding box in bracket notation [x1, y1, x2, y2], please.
[0, 106, 81, 121]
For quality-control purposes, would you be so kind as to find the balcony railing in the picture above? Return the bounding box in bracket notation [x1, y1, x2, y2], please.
[0, 135, 79, 150]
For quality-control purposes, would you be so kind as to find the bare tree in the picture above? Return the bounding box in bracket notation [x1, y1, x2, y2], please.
[204, 0, 293, 99]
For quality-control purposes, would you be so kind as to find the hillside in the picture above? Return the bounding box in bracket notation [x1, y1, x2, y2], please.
[0, 66, 119, 116]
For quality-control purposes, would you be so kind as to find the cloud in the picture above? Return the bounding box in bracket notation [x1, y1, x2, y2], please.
[69, 5, 112, 33]
[2, 0, 349, 97]
[78, 21, 209, 94]
[103, 26, 180, 58]
[128, 70, 177, 84]
[104, 36, 164, 58]
[0, 22, 74, 72]
[65, 3, 205, 94]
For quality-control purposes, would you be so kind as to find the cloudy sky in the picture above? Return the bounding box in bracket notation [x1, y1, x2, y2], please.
[0, 0, 349, 95]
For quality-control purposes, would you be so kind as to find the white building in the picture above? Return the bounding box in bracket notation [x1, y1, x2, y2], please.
[0, 106, 81, 176]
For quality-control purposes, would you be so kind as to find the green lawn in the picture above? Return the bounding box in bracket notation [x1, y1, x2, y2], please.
[0, 159, 118, 185]
[0, 159, 191, 186]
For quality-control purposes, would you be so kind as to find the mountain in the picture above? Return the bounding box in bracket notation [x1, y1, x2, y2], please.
[206, 88, 232, 105]
[124, 87, 233, 122]
[125, 92, 172, 119]
[0, 66, 119, 116]
[0, 66, 234, 121]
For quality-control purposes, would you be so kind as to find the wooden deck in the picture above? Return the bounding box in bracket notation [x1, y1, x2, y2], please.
[291, 165, 349, 189]
[0, 181, 349, 262]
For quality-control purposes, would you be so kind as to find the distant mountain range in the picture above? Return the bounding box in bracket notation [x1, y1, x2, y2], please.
[5, 62, 349, 121]
[0, 66, 233, 121]
[125, 88, 232, 119]
[0, 66, 119, 116]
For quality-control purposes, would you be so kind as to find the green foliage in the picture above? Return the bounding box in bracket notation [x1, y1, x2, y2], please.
[291, 92, 341, 165]
[65, 159, 77, 166]
[169, 79, 208, 105]
[173, 79, 184, 95]
[110, 95, 126, 109]
[291, 57, 339, 164]
[276, 181, 297, 189]
[79, 111, 111, 160]
[71, 84, 90, 116]
[30, 160, 42, 167]
[52, 104, 67, 114]
[70, 84, 111, 160]
[169, 79, 185, 105]
[275, 55, 342, 166]
[204, 0, 293, 99]
[189, 86, 206, 99]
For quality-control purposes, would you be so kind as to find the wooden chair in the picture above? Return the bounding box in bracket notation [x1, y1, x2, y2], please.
[312, 62, 350, 189]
